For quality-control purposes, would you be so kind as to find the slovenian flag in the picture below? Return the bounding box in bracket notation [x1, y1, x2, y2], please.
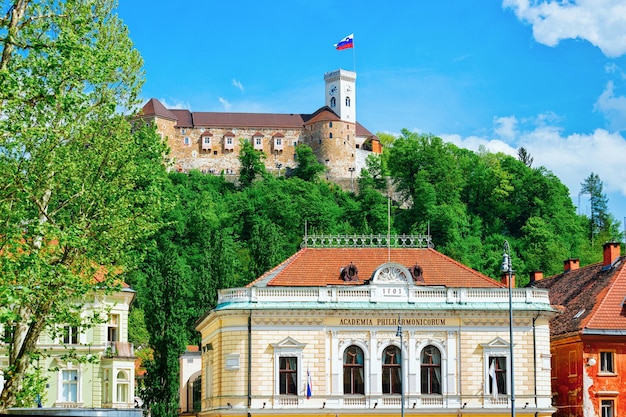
[334, 33, 354, 50]
[306, 369, 313, 399]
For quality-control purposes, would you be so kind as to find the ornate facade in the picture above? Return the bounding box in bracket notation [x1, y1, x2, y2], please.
[192, 235, 557, 417]
[139, 69, 381, 179]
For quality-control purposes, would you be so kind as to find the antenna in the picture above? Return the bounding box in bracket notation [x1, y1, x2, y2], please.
[387, 178, 391, 262]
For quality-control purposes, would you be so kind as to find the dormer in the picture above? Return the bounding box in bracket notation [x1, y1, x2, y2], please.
[223, 131, 235, 151]
[201, 131, 212, 150]
[273, 132, 284, 152]
[253, 132, 264, 151]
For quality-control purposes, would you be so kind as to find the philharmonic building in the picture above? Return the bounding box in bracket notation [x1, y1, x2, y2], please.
[193, 235, 557, 417]
[139, 69, 381, 179]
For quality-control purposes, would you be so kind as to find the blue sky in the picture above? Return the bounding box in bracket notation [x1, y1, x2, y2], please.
[117, 0, 626, 228]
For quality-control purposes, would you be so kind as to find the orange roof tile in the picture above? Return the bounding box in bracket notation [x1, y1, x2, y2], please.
[248, 247, 504, 288]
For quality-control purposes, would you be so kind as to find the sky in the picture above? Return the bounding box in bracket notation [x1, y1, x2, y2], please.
[117, 0, 626, 228]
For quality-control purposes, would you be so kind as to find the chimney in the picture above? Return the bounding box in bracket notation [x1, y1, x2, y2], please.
[530, 271, 544, 283]
[563, 258, 580, 272]
[501, 272, 516, 288]
[603, 242, 621, 267]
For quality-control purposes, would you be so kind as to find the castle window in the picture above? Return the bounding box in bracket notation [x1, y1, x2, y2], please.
[346, 96, 351, 106]
[330, 97, 336, 108]
[184, 137, 190, 146]
[329, 133, 333, 139]
[329, 122, 333, 128]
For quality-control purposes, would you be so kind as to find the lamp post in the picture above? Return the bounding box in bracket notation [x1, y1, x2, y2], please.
[501, 240, 515, 417]
[396, 317, 404, 417]
[348, 167, 356, 192]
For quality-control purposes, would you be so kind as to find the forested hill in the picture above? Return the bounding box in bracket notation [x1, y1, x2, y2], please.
[129, 131, 622, 409]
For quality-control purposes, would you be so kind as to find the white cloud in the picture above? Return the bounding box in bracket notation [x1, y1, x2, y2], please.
[503, 0, 626, 57]
[493, 115, 518, 140]
[595, 81, 626, 131]
[218, 97, 232, 111]
[232, 79, 244, 92]
[156, 97, 190, 110]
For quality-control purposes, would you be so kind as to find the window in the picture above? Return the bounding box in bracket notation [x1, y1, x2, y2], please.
[279, 357, 297, 395]
[184, 137, 190, 145]
[107, 314, 119, 342]
[488, 356, 507, 395]
[329, 122, 333, 128]
[276, 138, 282, 146]
[61, 370, 78, 402]
[345, 96, 351, 106]
[420, 345, 442, 394]
[329, 133, 333, 138]
[330, 97, 336, 108]
[63, 326, 79, 345]
[600, 352, 614, 373]
[602, 399, 614, 417]
[116, 370, 129, 403]
[343, 345, 364, 394]
[382, 345, 401, 394]
[255, 137, 262, 146]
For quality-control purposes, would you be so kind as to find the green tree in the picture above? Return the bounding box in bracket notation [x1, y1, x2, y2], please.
[141, 246, 192, 417]
[291, 144, 326, 182]
[580, 172, 619, 241]
[238, 139, 267, 187]
[0, 0, 167, 409]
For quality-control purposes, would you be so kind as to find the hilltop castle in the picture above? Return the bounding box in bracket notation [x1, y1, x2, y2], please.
[140, 69, 381, 179]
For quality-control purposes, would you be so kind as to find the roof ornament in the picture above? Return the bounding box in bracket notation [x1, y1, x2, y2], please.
[340, 263, 359, 282]
[408, 264, 424, 283]
[302, 234, 433, 249]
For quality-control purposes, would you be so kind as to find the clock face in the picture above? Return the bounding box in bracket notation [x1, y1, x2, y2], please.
[329, 85, 337, 96]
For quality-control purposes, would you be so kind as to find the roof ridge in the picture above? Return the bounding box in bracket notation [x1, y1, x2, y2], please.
[425, 248, 506, 287]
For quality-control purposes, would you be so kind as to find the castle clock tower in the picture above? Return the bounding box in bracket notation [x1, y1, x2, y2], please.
[324, 69, 356, 122]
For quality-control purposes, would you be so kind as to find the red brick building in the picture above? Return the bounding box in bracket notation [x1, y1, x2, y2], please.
[529, 242, 626, 417]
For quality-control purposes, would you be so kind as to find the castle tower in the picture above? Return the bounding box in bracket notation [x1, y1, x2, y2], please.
[324, 69, 356, 122]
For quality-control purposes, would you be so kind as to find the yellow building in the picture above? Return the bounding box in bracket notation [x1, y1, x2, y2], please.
[194, 235, 557, 417]
[0, 285, 137, 410]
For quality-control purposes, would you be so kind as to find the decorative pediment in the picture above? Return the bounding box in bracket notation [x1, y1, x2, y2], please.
[481, 337, 511, 349]
[271, 336, 306, 350]
[370, 262, 413, 285]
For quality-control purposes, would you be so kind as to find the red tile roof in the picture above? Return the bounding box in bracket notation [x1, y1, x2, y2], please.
[248, 247, 504, 288]
[140, 98, 178, 121]
[140, 99, 377, 138]
[529, 256, 626, 336]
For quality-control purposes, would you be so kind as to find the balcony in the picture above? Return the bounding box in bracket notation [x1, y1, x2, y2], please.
[104, 341, 134, 358]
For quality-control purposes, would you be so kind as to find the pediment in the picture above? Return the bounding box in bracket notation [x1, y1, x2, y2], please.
[481, 337, 511, 349]
[271, 336, 306, 349]
[370, 262, 413, 285]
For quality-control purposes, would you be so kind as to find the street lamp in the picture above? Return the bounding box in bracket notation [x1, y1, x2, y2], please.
[501, 240, 515, 417]
[396, 317, 404, 417]
[348, 167, 356, 192]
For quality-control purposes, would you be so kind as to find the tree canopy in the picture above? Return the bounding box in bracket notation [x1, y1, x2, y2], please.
[0, 0, 168, 410]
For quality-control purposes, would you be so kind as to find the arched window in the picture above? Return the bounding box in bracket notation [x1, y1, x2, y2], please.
[345, 96, 351, 106]
[330, 97, 336, 108]
[420, 345, 442, 394]
[116, 370, 129, 403]
[330, 133, 333, 138]
[343, 345, 364, 394]
[382, 346, 401, 394]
